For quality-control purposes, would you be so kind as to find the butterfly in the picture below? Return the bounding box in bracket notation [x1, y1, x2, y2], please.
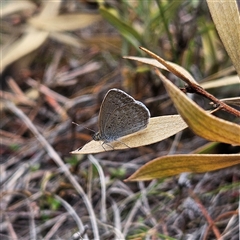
[93, 88, 150, 148]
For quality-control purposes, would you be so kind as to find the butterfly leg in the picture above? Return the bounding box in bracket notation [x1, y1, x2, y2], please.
[116, 140, 130, 148]
[102, 142, 114, 151]
[77, 146, 83, 151]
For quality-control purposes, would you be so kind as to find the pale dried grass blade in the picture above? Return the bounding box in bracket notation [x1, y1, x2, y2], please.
[5, 100, 100, 239]
[26, 78, 70, 104]
[200, 75, 240, 89]
[38, 0, 61, 18]
[0, 1, 36, 17]
[50, 32, 85, 48]
[1, 28, 49, 73]
[29, 14, 102, 32]
[220, 97, 240, 107]
[207, 0, 240, 75]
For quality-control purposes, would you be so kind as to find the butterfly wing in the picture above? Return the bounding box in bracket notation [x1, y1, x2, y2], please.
[98, 89, 135, 134]
[101, 90, 150, 142]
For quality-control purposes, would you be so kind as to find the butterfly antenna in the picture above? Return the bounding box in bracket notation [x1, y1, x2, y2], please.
[72, 122, 95, 133]
[72, 122, 95, 151]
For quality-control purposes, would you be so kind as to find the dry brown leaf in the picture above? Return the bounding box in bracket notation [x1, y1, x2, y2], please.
[29, 14, 102, 32]
[0, 1, 61, 73]
[156, 70, 240, 145]
[1, 28, 49, 73]
[1, 2, 101, 73]
[126, 154, 240, 181]
[71, 115, 188, 154]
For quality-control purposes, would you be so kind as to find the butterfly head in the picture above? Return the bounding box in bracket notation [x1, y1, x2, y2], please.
[92, 132, 101, 141]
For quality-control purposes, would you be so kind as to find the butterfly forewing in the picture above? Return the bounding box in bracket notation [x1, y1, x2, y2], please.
[95, 88, 150, 143]
[98, 89, 135, 133]
[103, 101, 150, 141]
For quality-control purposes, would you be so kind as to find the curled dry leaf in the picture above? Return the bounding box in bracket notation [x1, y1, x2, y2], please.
[126, 154, 240, 181]
[141, 47, 200, 85]
[124, 56, 198, 85]
[71, 115, 188, 154]
[132, 48, 240, 117]
[156, 70, 240, 145]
